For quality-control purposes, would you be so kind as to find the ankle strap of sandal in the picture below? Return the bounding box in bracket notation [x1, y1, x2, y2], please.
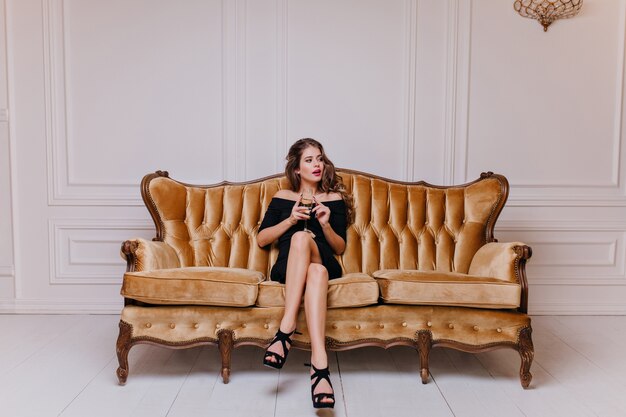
[304, 363, 333, 389]
[275, 328, 301, 342]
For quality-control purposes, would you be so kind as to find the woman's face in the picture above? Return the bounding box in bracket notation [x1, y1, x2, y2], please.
[297, 145, 324, 185]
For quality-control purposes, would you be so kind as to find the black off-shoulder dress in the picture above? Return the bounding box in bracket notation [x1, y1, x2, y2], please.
[258, 197, 347, 284]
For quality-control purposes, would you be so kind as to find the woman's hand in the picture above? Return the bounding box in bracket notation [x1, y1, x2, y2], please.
[289, 197, 311, 225]
[311, 197, 331, 227]
[257, 196, 310, 247]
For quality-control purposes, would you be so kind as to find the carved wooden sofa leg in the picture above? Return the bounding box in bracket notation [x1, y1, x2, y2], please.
[116, 321, 133, 385]
[218, 330, 234, 384]
[416, 330, 433, 384]
[517, 326, 534, 388]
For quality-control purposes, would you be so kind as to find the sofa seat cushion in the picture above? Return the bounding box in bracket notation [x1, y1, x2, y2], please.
[121, 267, 264, 307]
[256, 273, 380, 308]
[373, 269, 520, 309]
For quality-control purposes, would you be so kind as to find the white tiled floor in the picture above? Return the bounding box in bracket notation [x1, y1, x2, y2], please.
[1, 314, 625, 417]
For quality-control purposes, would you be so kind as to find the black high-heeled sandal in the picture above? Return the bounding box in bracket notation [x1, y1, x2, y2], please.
[263, 328, 300, 369]
[305, 363, 335, 409]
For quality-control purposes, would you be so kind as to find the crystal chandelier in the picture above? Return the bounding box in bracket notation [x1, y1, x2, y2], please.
[514, 0, 583, 32]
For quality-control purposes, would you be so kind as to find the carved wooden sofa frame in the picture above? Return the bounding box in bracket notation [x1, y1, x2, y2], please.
[116, 170, 534, 388]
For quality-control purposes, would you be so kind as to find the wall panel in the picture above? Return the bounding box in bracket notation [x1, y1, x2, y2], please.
[0, 0, 14, 300]
[49, 219, 153, 284]
[497, 221, 626, 286]
[465, 0, 626, 205]
[286, 0, 408, 178]
[0, 124, 13, 292]
[44, 0, 226, 205]
[3, 0, 626, 314]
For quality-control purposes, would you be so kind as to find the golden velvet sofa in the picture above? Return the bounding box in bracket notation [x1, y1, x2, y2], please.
[116, 170, 534, 388]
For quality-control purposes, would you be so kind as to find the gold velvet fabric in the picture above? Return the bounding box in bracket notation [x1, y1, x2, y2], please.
[124, 238, 181, 272]
[373, 269, 521, 309]
[147, 176, 288, 275]
[256, 273, 379, 308]
[468, 242, 526, 283]
[145, 172, 504, 279]
[121, 304, 530, 347]
[121, 267, 264, 306]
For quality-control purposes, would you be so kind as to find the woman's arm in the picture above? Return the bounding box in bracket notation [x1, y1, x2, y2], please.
[256, 196, 310, 248]
[256, 212, 296, 247]
[312, 197, 346, 255]
[320, 222, 346, 255]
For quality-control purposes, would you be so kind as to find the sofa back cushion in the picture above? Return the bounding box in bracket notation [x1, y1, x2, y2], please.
[143, 170, 507, 278]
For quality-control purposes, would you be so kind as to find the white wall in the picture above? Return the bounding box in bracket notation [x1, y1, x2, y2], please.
[0, 0, 15, 298]
[1, 0, 625, 314]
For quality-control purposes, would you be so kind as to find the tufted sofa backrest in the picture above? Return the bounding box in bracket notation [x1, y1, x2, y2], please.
[142, 170, 508, 278]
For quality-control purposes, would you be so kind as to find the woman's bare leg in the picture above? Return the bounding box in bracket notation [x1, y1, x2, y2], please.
[304, 263, 329, 366]
[265, 232, 321, 364]
[304, 263, 334, 404]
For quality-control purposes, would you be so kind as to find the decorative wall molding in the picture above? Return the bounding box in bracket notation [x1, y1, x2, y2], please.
[275, 0, 288, 173]
[490, 5, 626, 206]
[512, 11, 626, 191]
[42, 0, 244, 205]
[222, 0, 248, 182]
[506, 196, 626, 207]
[529, 302, 626, 316]
[497, 220, 626, 231]
[443, 0, 458, 184]
[443, 0, 471, 186]
[0, 298, 122, 314]
[403, 0, 418, 181]
[48, 219, 154, 284]
[497, 220, 626, 286]
[43, 0, 143, 205]
[0, 266, 14, 277]
[527, 277, 626, 286]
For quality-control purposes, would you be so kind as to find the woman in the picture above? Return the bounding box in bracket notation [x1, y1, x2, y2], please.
[256, 138, 353, 409]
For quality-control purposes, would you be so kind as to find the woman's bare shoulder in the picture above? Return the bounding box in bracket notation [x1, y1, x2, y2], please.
[322, 191, 343, 202]
[274, 189, 298, 200]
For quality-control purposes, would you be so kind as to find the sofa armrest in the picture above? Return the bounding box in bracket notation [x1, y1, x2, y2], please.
[468, 242, 532, 313]
[120, 239, 181, 272]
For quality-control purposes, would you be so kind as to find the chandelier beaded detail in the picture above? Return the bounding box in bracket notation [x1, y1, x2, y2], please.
[514, 0, 583, 32]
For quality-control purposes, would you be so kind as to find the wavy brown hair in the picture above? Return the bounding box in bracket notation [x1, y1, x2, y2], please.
[285, 138, 354, 224]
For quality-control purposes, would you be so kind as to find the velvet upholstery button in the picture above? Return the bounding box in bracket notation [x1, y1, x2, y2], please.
[263, 323, 269, 329]
[473, 325, 479, 331]
[379, 324, 385, 329]
[402, 322, 407, 327]
[145, 323, 152, 328]
[193, 323, 200, 329]
[355, 324, 361, 330]
[169, 323, 176, 329]
[426, 321, 432, 327]
[497, 328, 502, 333]
[448, 323, 454, 329]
